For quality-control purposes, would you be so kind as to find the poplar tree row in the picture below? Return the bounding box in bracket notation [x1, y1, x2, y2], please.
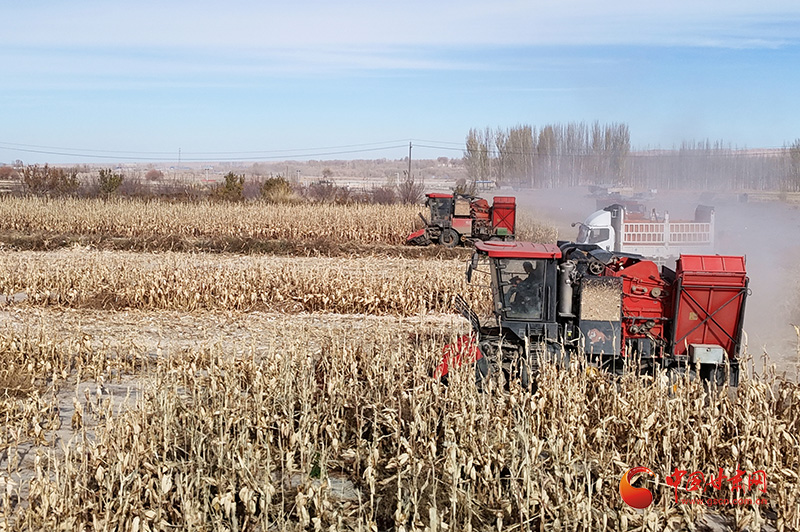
[464, 122, 630, 187]
[464, 123, 800, 191]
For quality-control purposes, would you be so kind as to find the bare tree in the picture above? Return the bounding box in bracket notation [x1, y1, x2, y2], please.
[464, 128, 490, 181]
[397, 175, 424, 204]
[22, 164, 79, 196]
[789, 139, 800, 192]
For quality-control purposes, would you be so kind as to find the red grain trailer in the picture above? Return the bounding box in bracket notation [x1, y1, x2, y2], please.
[671, 255, 748, 383]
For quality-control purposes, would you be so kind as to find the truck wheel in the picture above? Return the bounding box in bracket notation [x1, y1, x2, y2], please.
[439, 228, 460, 247]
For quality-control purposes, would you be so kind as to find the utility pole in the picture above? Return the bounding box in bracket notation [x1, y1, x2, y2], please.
[407, 142, 412, 180]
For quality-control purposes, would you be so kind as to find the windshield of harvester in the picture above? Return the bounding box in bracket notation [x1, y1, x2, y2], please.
[498, 258, 546, 320]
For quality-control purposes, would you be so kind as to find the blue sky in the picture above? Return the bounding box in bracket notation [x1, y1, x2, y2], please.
[2, 0, 800, 163]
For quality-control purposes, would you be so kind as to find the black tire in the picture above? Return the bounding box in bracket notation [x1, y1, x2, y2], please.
[699, 364, 727, 388]
[540, 343, 570, 369]
[474, 355, 490, 391]
[666, 363, 697, 386]
[481, 337, 534, 391]
[408, 234, 431, 246]
[439, 228, 460, 247]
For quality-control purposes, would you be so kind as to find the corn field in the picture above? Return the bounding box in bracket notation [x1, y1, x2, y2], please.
[0, 197, 419, 244]
[0, 250, 490, 315]
[1, 318, 798, 531]
[0, 197, 795, 531]
[0, 197, 557, 251]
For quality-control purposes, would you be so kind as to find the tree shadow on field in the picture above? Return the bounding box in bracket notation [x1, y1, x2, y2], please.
[0, 230, 470, 259]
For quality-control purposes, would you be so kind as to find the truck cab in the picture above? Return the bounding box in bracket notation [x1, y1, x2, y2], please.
[575, 209, 615, 251]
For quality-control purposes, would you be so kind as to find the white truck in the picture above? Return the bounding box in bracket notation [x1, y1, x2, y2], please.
[574, 203, 715, 261]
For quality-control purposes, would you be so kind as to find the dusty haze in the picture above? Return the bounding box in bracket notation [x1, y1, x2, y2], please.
[515, 187, 800, 376]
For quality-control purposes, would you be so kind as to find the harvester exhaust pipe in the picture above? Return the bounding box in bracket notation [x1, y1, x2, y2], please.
[558, 261, 576, 317]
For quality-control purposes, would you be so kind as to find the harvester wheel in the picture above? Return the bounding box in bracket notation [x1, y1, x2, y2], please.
[439, 228, 460, 247]
[408, 233, 431, 246]
[699, 364, 728, 388]
[478, 337, 534, 391]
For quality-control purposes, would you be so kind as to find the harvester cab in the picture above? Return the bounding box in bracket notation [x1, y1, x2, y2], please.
[467, 242, 562, 345]
[426, 193, 455, 226]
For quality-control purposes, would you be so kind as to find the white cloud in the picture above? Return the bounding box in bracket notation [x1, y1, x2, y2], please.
[3, 0, 799, 49]
[1, 0, 798, 89]
[0, 44, 486, 93]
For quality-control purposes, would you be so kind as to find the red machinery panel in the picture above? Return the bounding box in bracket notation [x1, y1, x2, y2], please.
[491, 196, 516, 234]
[610, 259, 671, 353]
[671, 255, 748, 357]
[471, 198, 491, 220]
[452, 217, 472, 236]
[475, 241, 562, 259]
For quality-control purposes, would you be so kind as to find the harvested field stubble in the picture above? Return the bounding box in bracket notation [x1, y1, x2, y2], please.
[2, 323, 797, 531]
[0, 250, 490, 315]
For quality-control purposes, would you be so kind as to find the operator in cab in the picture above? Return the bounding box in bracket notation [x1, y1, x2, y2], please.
[508, 261, 543, 316]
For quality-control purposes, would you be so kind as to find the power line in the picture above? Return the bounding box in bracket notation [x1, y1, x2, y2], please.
[410, 138, 464, 147]
[1, 137, 789, 163]
[414, 143, 465, 153]
[0, 142, 412, 162]
[0, 142, 175, 156]
[0, 139, 412, 156]
[181, 140, 413, 156]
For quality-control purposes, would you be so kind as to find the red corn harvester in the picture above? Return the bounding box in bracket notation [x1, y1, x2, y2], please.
[406, 194, 516, 247]
[438, 240, 748, 387]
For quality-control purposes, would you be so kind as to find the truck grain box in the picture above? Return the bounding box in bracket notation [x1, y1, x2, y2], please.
[574, 203, 715, 262]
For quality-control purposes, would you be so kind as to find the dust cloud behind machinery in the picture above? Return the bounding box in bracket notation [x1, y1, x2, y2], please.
[514, 186, 800, 375]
